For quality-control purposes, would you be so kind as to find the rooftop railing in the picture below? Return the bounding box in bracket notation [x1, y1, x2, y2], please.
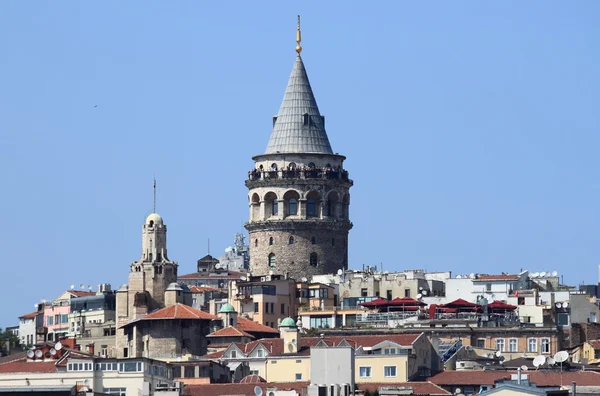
[247, 168, 351, 182]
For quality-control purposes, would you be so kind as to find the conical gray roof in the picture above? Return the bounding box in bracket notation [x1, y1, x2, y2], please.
[265, 55, 333, 154]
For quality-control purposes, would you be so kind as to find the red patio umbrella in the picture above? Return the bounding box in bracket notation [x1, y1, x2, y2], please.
[443, 298, 481, 309]
[487, 300, 517, 311]
[359, 298, 389, 308]
[388, 297, 427, 307]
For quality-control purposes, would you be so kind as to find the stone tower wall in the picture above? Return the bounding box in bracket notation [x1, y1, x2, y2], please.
[248, 226, 349, 280]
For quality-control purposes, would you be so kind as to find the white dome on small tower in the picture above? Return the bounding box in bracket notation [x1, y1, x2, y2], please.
[145, 213, 163, 226]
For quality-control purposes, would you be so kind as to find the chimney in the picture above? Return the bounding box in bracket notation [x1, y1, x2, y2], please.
[87, 344, 95, 355]
[74, 344, 81, 351]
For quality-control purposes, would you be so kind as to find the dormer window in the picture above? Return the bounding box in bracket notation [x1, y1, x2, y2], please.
[303, 113, 310, 126]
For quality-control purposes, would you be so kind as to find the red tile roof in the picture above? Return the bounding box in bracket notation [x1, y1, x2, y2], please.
[428, 370, 600, 387]
[239, 374, 266, 384]
[473, 274, 519, 281]
[204, 333, 421, 358]
[184, 381, 309, 396]
[0, 358, 57, 374]
[189, 286, 223, 293]
[18, 311, 40, 319]
[589, 340, 600, 350]
[208, 326, 255, 339]
[236, 317, 280, 334]
[143, 304, 219, 320]
[358, 382, 451, 395]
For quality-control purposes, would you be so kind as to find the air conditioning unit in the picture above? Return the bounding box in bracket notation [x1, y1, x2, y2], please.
[265, 276, 272, 282]
[261, 277, 266, 282]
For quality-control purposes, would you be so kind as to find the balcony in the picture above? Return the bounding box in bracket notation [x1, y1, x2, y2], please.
[234, 293, 252, 301]
[246, 168, 352, 184]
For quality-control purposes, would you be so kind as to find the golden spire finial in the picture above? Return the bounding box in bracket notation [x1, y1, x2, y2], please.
[295, 15, 302, 54]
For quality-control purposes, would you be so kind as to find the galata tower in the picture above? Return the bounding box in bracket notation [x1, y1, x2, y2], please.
[245, 18, 353, 280]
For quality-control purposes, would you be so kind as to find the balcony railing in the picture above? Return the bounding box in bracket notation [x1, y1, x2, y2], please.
[247, 168, 351, 183]
[298, 305, 368, 313]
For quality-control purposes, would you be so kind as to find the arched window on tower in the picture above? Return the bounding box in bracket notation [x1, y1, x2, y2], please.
[289, 198, 298, 215]
[269, 237, 274, 246]
[149, 220, 154, 227]
[271, 163, 278, 171]
[255, 239, 258, 247]
[272, 200, 279, 216]
[310, 253, 318, 267]
[311, 237, 316, 245]
[289, 236, 294, 245]
[331, 238, 335, 246]
[307, 198, 316, 217]
[268, 253, 276, 268]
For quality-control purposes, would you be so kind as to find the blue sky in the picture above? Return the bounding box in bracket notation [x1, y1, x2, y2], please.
[1, 2, 598, 326]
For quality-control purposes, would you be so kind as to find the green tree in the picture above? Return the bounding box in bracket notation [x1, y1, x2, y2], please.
[0, 328, 21, 355]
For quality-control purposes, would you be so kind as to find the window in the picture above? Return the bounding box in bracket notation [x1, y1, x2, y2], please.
[289, 162, 296, 170]
[271, 163, 278, 170]
[361, 288, 368, 297]
[184, 366, 195, 378]
[308, 162, 315, 168]
[271, 302, 274, 313]
[331, 238, 335, 246]
[404, 288, 411, 298]
[383, 348, 396, 355]
[269, 237, 274, 245]
[264, 302, 269, 313]
[272, 200, 278, 216]
[255, 239, 258, 247]
[289, 236, 295, 245]
[541, 338, 550, 354]
[310, 252, 318, 267]
[231, 350, 237, 358]
[359, 367, 372, 378]
[119, 362, 142, 372]
[309, 316, 332, 328]
[557, 313, 569, 326]
[281, 303, 285, 315]
[250, 369, 260, 375]
[289, 199, 298, 215]
[296, 360, 302, 363]
[591, 313, 597, 323]
[477, 339, 485, 348]
[496, 338, 505, 352]
[257, 349, 264, 358]
[384, 366, 397, 377]
[103, 388, 126, 396]
[386, 290, 392, 300]
[268, 253, 276, 267]
[101, 345, 108, 356]
[509, 338, 518, 352]
[295, 373, 302, 381]
[528, 338, 537, 353]
[311, 237, 316, 244]
[47, 316, 54, 326]
[254, 303, 259, 313]
[307, 198, 316, 217]
[486, 283, 492, 292]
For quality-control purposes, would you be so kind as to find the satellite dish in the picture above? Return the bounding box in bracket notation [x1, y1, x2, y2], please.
[269, 270, 274, 276]
[27, 350, 34, 358]
[456, 275, 462, 279]
[419, 286, 424, 291]
[34, 303, 39, 309]
[533, 355, 545, 367]
[422, 290, 428, 296]
[469, 273, 475, 279]
[254, 386, 263, 396]
[532, 272, 539, 278]
[301, 277, 308, 283]
[41, 299, 46, 304]
[337, 269, 343, 275]
[417, 293, 423, 299]
[70, 284, 75, 290]
[288, 344, 294, 352]
[546, 357, 555, 365]
[49, 348, 56, 356]
[240, 276, 247, 281]
[35, 350, 42, 358]
[80, 387, 89, 393]
[87, 285, 92, 290]
[521, 365, 529, 371]
[214, 264, 221, 269]
[499, 356, 505, 362]
[563, 302, 569, 308]
[551, 271, 558, 277]
[556, 302, 562, 308]
[454, 388, 462, 395]
[554, 350, 569, 363]
[79, 284, 84, 289]
[55, 342, 63, 351]
[495, 350, 502, 357]
[540, 272, 547, 278]
[44, 351, 51, 358]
